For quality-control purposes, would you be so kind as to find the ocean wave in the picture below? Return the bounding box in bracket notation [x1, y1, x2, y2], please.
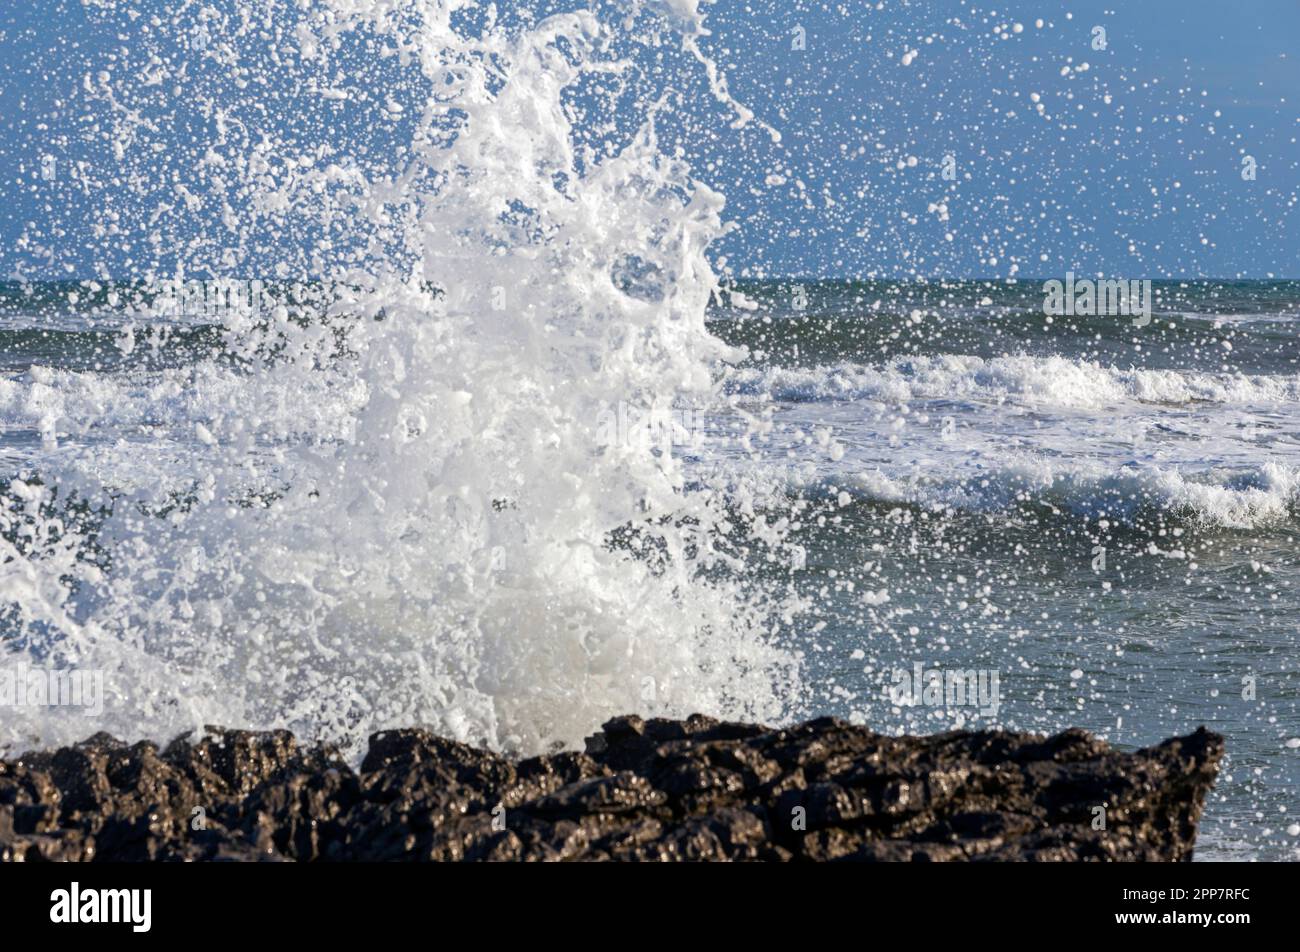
[0, 3, 802, 760]
[726, 354, 1300, 410]
[820, 458, 1300, 530]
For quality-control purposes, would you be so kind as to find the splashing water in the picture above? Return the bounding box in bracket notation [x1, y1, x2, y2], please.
[0, 1, 804, 757]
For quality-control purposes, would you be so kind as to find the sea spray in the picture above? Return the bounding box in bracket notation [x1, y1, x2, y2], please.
[0, 1, 805, 758]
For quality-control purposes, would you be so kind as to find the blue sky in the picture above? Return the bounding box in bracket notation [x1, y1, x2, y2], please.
[2, 0, 1297, 280]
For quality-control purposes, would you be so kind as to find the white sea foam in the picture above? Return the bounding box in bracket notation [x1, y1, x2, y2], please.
[0, 365, 365, 451]
[0, 2, 802, 758]
[831, 458, 1300, 529]
[728, 354, 1300, 409]
[724, 354, 1300, 529]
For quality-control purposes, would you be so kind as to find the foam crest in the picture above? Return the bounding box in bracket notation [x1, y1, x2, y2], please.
[729, 355, 1300, 409]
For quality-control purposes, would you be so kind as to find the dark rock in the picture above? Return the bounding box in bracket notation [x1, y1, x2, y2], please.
[0, 716, 1223, 861]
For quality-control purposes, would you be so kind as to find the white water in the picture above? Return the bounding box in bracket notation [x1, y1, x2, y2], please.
[0, 1, 803, 758]
[730, 354, 1300, 409]
[721, 354, 1300, 529]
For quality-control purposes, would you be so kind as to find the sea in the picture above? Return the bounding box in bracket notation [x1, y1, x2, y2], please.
[1, 277, 1297, 860]
[0, 1, 1296, 863]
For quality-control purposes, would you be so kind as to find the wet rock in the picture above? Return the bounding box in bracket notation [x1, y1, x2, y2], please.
[0, 716, 1223, 861]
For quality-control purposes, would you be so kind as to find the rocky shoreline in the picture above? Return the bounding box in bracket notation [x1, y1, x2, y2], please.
[1, 715, 1223, 861]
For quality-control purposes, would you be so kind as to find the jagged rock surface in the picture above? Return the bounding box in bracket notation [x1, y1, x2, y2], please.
[0, 715, 1222, 861]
